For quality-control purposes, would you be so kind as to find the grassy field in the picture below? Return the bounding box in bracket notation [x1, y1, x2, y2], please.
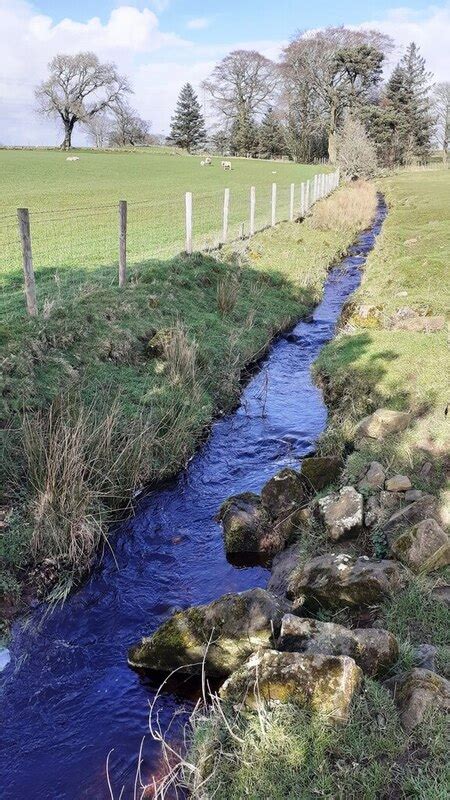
[0, 179, 375, 632]
[181, 169, 450, 800]
[0, 148, 324, 281]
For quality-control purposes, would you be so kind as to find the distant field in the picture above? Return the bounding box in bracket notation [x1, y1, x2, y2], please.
[0, 149, 324, 280]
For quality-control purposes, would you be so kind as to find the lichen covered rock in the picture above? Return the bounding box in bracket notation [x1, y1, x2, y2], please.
[355, 408, 411, 440]
[216, 492, 273, 555]
[278, 615, 398, 677]
[287, 553, 404, 611]
[219, 649, 362, 723]
[127, 588, 288, 676]
[391, 518, 450, 573]
[300, 456, 342, 493]
[318, 486, 363, 541]
[261, 468, 306, 518]
[385, 668, 450, 730]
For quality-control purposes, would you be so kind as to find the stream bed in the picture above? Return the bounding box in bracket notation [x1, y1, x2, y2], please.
[0, 197, 386, 799]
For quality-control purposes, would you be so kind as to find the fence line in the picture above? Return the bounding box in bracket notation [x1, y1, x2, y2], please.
[9, 169, 339, 316]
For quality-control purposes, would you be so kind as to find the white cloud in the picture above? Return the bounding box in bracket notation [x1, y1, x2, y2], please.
[186, 17, 210, 31]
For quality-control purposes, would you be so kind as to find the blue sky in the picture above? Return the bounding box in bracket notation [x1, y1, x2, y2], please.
[1, 0, 449, 144]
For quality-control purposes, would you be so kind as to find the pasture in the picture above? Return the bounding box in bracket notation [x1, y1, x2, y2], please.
[0, 148, 324, 280]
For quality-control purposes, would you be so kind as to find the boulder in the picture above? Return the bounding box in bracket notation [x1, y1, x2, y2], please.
[405, 489, 424, 503]
[216, 493, 273, 555]
[358, 461, 385, 492]
[287, 553, 404, 611]
[390, 314, 446, 333]
[365, 491, 405, 528]
[431, 584, 450, 608]
[127, 588, 288, 676]
[385, 475, 412, 492]
[412, 644, 437, 671]
[278, 615, 398, 677]
[268, 543, 303, 597]
[391, 518, 450, 574]
[219, 649, 362, 723]
[300, 456, 342, 493]
[261, 468, 306, 518]
[318, 486, 363, 541]
[383, 494, 441, 534]
[355, 409, 412, 440]
[385, 668, 450, 730]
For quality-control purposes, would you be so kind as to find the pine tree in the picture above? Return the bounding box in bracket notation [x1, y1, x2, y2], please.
[169, 83, 207, 152]
[258, 108, 286, 158]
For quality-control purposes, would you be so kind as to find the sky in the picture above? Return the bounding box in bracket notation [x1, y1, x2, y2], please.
[1, 0, 449, 145]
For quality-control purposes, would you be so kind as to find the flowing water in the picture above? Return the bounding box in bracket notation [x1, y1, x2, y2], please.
[0, 198, 386, 799]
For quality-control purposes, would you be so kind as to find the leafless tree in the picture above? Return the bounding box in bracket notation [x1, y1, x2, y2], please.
[35, 52, 131, 149]
[337, 115, 378, 178]
[84, 110, 112, 148]
[108, 103, 152, 147]
[433, 82, 450, 165]
[281, 27, 393, 163]
[202, 50, 279, 123]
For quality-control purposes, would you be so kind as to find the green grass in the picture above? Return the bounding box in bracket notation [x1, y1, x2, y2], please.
[0, 148, 325, 279]
[0, 179, 375, 629]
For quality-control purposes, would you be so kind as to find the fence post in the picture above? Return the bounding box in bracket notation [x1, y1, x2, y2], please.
[249, 186, 256, 236]
[118, 200, 127, 287]
[222, 188, 230, 243]
[313, 175, 318, 204]
[185, 191, 193, 254]
[289, 183, 295, 222]
[271, 183, 277, 227]
[17, 208, 37, 316]
[305, 180, 310, 213]
[300, 182, 305, 217]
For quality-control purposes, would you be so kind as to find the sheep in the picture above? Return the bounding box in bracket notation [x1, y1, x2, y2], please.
[204, 157, 211, 165]
[222, 161, 231, 170]
[66, 156, 80, 162]
[200, 160, 206, 166]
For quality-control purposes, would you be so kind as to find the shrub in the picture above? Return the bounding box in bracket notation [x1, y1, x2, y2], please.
[337, 117, 378, 179]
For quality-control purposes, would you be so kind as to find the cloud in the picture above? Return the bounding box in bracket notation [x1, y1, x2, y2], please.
[186, 17, 210, 31]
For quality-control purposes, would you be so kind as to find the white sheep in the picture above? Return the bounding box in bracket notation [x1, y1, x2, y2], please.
[200, 160, 206, 166]
[66, 156, 80, 162]
[204, 157, 211, 165]
[222, 161, 231, 170]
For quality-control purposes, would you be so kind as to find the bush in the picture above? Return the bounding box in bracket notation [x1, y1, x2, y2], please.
[337, 117, 378, 179]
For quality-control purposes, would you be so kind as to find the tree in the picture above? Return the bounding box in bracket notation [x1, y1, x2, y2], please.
[337, 116, 378, 178]
[230, 107, 259, 156]
[84, 110, 112, 148]
[108, 103, 151, 147]
[433, 82, 450, 165]
[281, 28, 392, 163]
[35, 52, 131, 150]
[169, 83, 207, 152]
[258, 108, 285, 158]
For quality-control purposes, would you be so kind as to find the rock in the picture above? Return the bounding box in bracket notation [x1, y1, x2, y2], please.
[385, 475, 412, 492]
[358, 461, 385, 492]
[261, 468, 306, 518]
[300, 456, 342, 493]
[318, 486, 363, 541]
[419, 461, 434, 481]
[383, 494, 441, 533]
[431, 585, 450, 608]
[278, 615, 398, 677]
[216, 492, 273, 555]
[390, 314, 446, 333]
[287, 554, 404, 611]
[268, 543, 303, 597]
[413, 644, 437, 671]
[219, 649, 362, 723]
[127, 588, 288, 677]
[355, 409, 412, 440]
[391, 518, 450, 574]
[365, 491, 405, 528]
[405, 489, 423, 503]
[348, 305, 382, 329]
[386, 668, 450, 730]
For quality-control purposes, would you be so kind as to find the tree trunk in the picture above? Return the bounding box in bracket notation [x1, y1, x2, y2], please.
[328, 105, 338, 164]
[60, 118, 75, 150]
[443, 140, 448, 166]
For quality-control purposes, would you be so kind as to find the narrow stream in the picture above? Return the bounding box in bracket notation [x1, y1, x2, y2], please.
[0, 198, 386, 800]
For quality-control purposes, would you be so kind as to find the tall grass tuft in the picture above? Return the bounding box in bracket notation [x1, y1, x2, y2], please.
[309, 180, 378, 233]
[217, 278, 239, 316]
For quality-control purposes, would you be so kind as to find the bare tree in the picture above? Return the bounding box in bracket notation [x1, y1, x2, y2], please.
[108, 103, 152, 147]
[35, 52, 131, 150]
[433, 82, 450, 165]
[84, 110, 112, 148]
[282, 27, 393, 163]
[337, 115, 378, 178]
[202, 50, 278, 122]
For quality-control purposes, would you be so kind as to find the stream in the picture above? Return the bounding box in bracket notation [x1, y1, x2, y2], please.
[0, 197, 386, 799]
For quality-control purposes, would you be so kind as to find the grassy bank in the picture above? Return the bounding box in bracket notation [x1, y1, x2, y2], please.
[0, 180, 377, 633]
[174, 170, 449, 799]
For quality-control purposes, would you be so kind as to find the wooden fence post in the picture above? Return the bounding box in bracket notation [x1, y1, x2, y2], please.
[289, 183, 295, 222]
[118, 200, 127, 287]
[305, 180, 310, 213]
[185, 191, 193, 254]
[249, 186, 256, 236]
[271, 182, 277, 227]
[17, 208, 37, 316]
[300, 182, 305, 217]
[222, 188, 230, 243]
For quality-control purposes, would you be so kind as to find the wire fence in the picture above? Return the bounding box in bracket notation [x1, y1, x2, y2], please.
[1, 170, 339, 316]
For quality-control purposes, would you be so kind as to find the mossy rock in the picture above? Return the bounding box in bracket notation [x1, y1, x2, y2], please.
[301, 456, 342, 493]
[217, 492, 278, 555]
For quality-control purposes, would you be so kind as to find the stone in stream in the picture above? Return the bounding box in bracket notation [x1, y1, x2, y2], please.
[355, 408, 412, 440]
[216, 492, 273, 555]
[278, 614, 398, 677]
[127, 588, 289, 677]
[300, 456, 342, 493]
[317, 486, 364, 541]
[358, 461, 386, 492]
[385, 475, 412, 492]
[268, 543, 304, 597]
[384, 668, 450, 731]
[219, 649, 362, 723]
[260, 468, 309, 540]
[391, 518, 450, 574]
[287, 553, 404, 612]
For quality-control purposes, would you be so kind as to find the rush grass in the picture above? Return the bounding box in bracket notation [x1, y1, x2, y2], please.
[0, 180, 377, 625]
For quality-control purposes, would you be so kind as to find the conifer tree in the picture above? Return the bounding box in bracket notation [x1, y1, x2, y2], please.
[258, 108, 286, 158]
[169, 83, 207, 152]
[384, 43, 433, 163]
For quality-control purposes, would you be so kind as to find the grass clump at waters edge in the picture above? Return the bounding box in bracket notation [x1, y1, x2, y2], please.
[0, 180, 378, 631]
